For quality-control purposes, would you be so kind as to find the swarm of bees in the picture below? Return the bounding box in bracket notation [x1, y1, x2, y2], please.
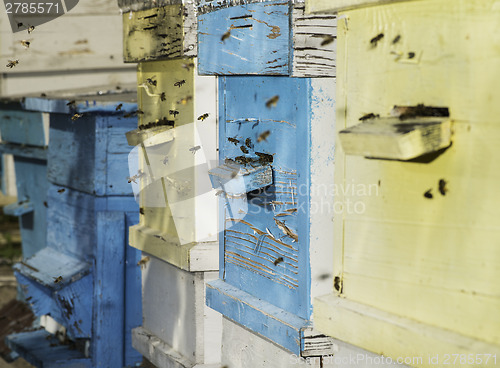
[6, 59, 19, 68]
[174, 80, 186, 88]
[198, 113, 209, 121]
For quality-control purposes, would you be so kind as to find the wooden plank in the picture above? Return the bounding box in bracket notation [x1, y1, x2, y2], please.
[0, 110, 47, 146]
[305, 0, 423, 13]
[92, 211, 126, 368]
[315, 294, 500, 368]
[197, 1, 290, 75]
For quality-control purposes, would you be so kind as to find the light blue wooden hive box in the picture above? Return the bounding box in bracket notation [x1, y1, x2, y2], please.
[5, 88, 143, 368]
[198, 0, 339, 362]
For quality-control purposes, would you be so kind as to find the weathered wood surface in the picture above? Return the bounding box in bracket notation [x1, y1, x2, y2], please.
[306, 0, 424, 13]
[0, 109, 48, 146]
[315, 0, 500, 362]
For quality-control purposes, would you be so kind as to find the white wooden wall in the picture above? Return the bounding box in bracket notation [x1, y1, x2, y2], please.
[0, 0, 136, 96]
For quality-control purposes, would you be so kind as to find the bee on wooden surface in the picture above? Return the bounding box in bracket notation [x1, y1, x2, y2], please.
[334, 276, 343, 292]
[265, 95, 279, 109]
[160, 92, 166, 101]
[169, 110, 179, 117]
[240, 146, 249, 154]
[53, 276, 63, 284]
[178, 95, 193, 105]
[273, 257, 284, 266]
[115, 103, 123, 111]
[57, 188, 65, 193]
[424, 189, 433, 199]
[228, 137, 239, 145]
[359, 113, 379, 121]
[6, 59, 19, 68]
[257, 130, 271, 143]
[27, 25, 35, 34]
[244, 138, 253, 148]
[189, 145, 201, 154]
[392, 35, 401, 44]
[255, 152, 273, 164]
[71, 113, 83, 121]
[182, 62, 195, 71]
[20, 40, 30, 49]
[438, 179, 447, 196]
[17, 22, 23, 28]
[139, 207, 145, 215]
[137, 256, 150, 269]
[66, 100, 76, 107]
[146, 76, 157, 86]
[370, 33, 384, 47]
[408, 52, 416, 59]
[198, 113, 209, 121]
[221, 30, 231, 42]
[174, 80, 186, 88]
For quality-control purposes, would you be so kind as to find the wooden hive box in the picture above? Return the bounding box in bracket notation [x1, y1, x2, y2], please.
[197, 0, 337, 77]
[7, 90, 143, 368]
[307, 0, 500, 366]
[206, 76, 337, 358]
[0, 99, 49, 258]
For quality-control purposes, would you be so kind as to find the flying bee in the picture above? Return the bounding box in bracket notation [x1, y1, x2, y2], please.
[228, 137, 239, 145]
[424, 189, 433, 199]
[320, 35, 335, 46]
[17, 22, 23, 28]
[221, 30, 231, 42]
[189, 145, 201, 154]
[71, 113, 83, 121]
[174, 80, 186, 88]
[20, 40, 30, 48]
[53, 276, 63, 284]
[6, 59, 19, 68]
[273, 257, 284, 266]
[27, 25, 35, 34]
[136, 109, 144, 115]
[115, 103, 123, 111]
[57, 188, 65, 193]
[137, 256, 150, 269]
[392, 35, 401, 44]
[240, 146, 249, 154]
[160, 92, 166, 101]
[265, 95, 279, 109]
[438, 179, 448, 196]
[257, 130, 271, 143]
[66, 100, 76, 107]
[169, 110, 180, 117]
[181, 62, 195, 71]
[370, 33, 384, 47]
[162, 156, 169, 165]
[178, 96, 192, 105]
[198, 113, 209, 121]
[146, 76, 157, 86]
[43, 201, 48, 208]
[139, 207, 145, 215]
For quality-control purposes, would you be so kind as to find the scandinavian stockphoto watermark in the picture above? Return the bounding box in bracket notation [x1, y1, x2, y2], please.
[3, 0, 79, 33]
[127, 122, 379, 245]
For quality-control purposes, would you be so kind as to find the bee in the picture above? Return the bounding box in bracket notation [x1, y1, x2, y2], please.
[123, 109, 144, 118]
[57, 188, 65, 193]
[273, 257, 284, 266]
[255, 152, 273, 164]
[370, 33, 384, 47]
[334, 276, 343, 292]
[169, 110, 180, 117]
[189, 145, 201, 154]
[438, 179, 447, 196]
[137, 109, 144, 115]
[221, 30, 231, 42]
[240, 146, 249, 154]
[392, 35, 401, 44]
[257, 130, 271, 143]
[245, 138, 252, 148]
[317, 273, 331, 281]
[359, 113, 379, 121]
[66, 100, 76, 107]
[181, 62, 195, 71]
[27, 25, 35, 34]
[43, 201, 48, 208]
[53, 276, 63, 284]
[227, 137, 239, 145]
[17, 22, 23, 28]
[174, 80, 186, 88]
[424, 189, 433, 199]
[146, 76, 157, 86]
[198, 113, 209, 121]
[71, 113, 83, 121]
[115, 103, 123, 111]
[162, 156, 169, 165]
[265, 95, 279, 109]
[408, 52, 416, 59]
[320, 35, 335, 46]
[160, 92, 166, 101]
[20, 40, 30, 48]
[139, 207, 145, 215]
[6, 59, 19, 68]
[137, 256, 150, 269]
[178, 96, 193, 105]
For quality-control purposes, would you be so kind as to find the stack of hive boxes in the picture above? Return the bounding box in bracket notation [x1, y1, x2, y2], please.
[5, 89, 143, 368]
[307, 0, 500, 367]
[119, 1, 221, 367]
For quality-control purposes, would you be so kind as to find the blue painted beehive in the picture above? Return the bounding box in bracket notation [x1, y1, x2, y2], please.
[206, 75, 337, 357]
[0, 99, 49, 258]
[6, 89, 143, 368]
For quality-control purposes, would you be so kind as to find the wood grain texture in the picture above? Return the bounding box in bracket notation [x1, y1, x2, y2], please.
[315, 0, 500, 359]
